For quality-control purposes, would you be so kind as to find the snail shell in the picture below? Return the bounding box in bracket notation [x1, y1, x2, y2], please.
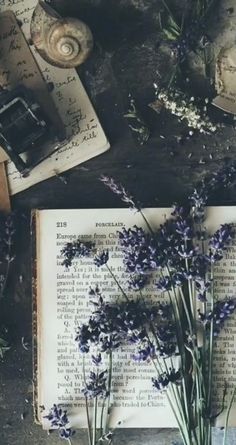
[30, 1, 93, 69]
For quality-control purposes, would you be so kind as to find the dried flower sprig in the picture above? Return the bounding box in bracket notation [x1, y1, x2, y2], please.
[159, 0, 217, 85]
[100, 175, 139, 211]
[124, 95, 150, 145]
[156, 89, 217, 134]
[60, 168, 236, 445]
[61, 240, 95, 268]
[44, 404, 75, 442]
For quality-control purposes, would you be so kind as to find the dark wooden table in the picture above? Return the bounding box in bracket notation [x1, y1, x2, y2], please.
[1, 0, 236, 443]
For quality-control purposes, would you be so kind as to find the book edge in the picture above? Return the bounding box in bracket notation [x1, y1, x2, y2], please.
[31, 209, 41, 425]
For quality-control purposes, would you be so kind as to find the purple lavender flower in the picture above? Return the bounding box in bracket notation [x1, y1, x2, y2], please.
[76, 324, 91, 353]
[128, 274, 148, 291]
[177, 244, 197, 260]
[152, 369, 181, 391]
[100, 175, 138, 210]
[61, 240, 94, 267]
[76, 294, 176, 357]
[156, 276, 172, 292]
[198, 298, 236, 335]
[92, 353, 102, 366]
[118, 226, 161, 274]
[207, 224, 234, 263]
[44, 404, 74, 440]
[82, 370, 108, 399]
[175, 219, 193, 241]
[133, 342, 155, 362]
[94, 250, 109, 267]
[188, 163, 236, 222]
[195, 278, 211, 302]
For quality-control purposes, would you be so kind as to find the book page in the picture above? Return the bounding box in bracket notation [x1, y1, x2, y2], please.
[36, 207, 236, 429]
[0, 0, 109, 195]
[36, 208, 177, 429]
[205, 207, 236, 427]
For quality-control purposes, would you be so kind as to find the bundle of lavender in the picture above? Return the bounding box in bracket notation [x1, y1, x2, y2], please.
[46, 165, 236, 445]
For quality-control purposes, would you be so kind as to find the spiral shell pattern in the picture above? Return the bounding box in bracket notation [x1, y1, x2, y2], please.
[30, 2, 93, 69]
[45, 18, 93, 68]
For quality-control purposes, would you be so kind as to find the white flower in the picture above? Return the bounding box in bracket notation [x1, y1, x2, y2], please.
[158, 89, 218, 134]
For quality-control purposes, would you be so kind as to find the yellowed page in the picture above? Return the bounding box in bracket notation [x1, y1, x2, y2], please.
[37, 208, 176, 429]
[0, 0, 109, 195]
[212, 47, 236, 114]
[205, 207, 236, 427]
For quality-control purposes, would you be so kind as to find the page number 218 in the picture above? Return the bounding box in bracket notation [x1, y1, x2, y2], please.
[57, 222, 67, 228]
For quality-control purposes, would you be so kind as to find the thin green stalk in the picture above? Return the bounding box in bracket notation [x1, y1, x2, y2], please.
[151, 358, 190, 445]
[162, 269, 191, 430]
[149, 320, 191, 443]
[105, 264, 129, 301]
[100, 398, 106, 438]
[83, 357, 93, 445]
[223, 387, 236, 445]
[139, 209, 155, 235]
[105, 351, 113, 432]
[207, 266, 214, 412]
[160, 0, 179, 27]
[93, 396, 98, 445]
[179, 287, 193, 336]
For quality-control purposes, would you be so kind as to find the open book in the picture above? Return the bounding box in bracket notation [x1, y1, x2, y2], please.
[33, 207, 236, 429]
[0, 2, 109, 195]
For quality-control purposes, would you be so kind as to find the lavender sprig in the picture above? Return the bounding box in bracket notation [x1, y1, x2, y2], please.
[82, 370, 108, 399]
[152, 368, 182, 391]
[198, 299, 236, 336]
[61, 240, 94, 268]
[44, 404, 75, 441]
[100, 175, 139, 210]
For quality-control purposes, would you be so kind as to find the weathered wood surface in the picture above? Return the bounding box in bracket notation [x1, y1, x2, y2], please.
[1, 1, 236, 444]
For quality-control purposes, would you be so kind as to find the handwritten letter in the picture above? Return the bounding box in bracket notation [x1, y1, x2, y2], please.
[212, 46, 236, 114]
[0, 0, 109, 195]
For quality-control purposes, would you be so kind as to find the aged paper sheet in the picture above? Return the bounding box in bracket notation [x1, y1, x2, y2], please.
[0, 0, 109, 195]
[212, 46, 236, 114]
[36, 208, 176, 429]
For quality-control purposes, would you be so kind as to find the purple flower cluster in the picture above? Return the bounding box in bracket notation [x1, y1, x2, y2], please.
[189, 163, 236, 223]
[208, 224, 234, 263]
[61, 241, 109, 269]
[118, 226, 159, 273]
[198, 299, 236, 335]
[128, 274, 148, 291]
[94, 249, 109, 267]
[152, 368, 181, 391]
[44, 404, 74, 440]
[76, 289, 177, 361]
[118, 209, 234, 304]
[100, 175, 138, 210]
[61, 240, 94, 268]
[77, 295, 148, 354]
[82, 370, 108, 399]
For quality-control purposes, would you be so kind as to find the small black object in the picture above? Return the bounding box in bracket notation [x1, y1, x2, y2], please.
[0, 86, 64, 176]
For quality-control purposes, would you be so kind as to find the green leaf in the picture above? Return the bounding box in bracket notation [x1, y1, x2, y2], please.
[163, 28, 178, 41]
[167, 14, 181, 33]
